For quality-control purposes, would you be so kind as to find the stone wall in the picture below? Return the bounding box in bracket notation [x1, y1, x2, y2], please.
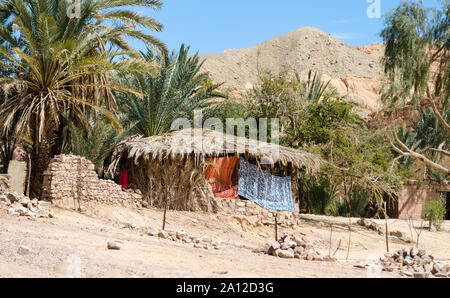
[43, 155, 142, 208]
[0, 174, 9, 191]
[396, 180, 449, 220]
[217, 198, 299, 228]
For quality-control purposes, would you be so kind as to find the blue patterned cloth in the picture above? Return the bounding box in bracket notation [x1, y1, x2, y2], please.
[238, 158, 295, 213]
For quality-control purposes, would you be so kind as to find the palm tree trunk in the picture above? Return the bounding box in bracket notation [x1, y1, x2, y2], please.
[30, 137, 53, 198]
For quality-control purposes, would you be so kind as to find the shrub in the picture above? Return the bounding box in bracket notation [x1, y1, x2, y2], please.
[299, 174, 337, 215]
[326, 187, 370, 218]
[423, 197, 446, 231]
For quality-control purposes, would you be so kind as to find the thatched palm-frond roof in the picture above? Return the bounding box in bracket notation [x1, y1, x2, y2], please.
[111, 129, 321, 172]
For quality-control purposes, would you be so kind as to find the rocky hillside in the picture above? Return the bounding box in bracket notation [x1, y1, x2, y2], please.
[200, 27, 386, 115]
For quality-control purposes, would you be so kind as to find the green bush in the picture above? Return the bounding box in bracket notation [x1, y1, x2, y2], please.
[326, 187, 370, 218]
[299, 174, 337, 215]
[423, 197, 446, 231]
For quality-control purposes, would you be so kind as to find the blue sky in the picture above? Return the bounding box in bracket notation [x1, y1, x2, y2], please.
[134, 0, 441, 54]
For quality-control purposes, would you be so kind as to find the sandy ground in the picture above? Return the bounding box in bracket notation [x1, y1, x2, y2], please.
[0, 202, 449, 278]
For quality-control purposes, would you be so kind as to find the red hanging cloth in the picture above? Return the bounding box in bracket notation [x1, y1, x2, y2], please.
[119, 170, 128, 190]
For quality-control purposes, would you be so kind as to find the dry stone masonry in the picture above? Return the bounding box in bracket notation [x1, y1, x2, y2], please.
[218, 198, 299, 228]
[43, 155, 142, 208]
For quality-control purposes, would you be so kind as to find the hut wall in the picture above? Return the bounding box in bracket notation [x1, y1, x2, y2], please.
[127, 157, 219, 212]
[396, 180, 449, 219]
[42, 155, 142, 208]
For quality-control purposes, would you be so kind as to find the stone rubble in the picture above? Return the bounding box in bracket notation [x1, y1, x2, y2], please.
[0, 190, 54, 219]
[145, 227, 222, 251]
[261, 233, 324, 261]
[357, 218, 413, 243]
[355, 247, 449, 278]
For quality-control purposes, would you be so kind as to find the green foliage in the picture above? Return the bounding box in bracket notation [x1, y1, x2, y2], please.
[296, 70, 336, 104]
[299, 174, 338, 215]
[327, 187, 370, 218]
[381, 0, 449, 178]
[394, 106, 449, 181]
[412, 106, 449, 150]
[0, 95, 18, 173]
[62, 113, 131, 176]
[381, 0, 450, 106]
[240, 69, 403, 217]
[116, 44, 226, 137]
[423, 197, 447, 231]
[293, 96, 359, 146]
[0, 0, 165, 194]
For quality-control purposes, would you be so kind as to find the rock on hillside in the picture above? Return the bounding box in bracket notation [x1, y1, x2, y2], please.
[200, 27, 385, 115]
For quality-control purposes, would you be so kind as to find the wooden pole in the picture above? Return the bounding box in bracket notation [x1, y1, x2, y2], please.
[384, 202, 389, 253]
[26, 155, 31, 198]
[329, 224, 333, 257]
[162, 196, 168, 231]
[275, 213, 278, 242]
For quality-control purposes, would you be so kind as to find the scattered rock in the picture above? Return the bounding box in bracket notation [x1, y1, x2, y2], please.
[146, 227, 158, 236]
[262, 234, 322, 262]
[371, 247, 448, 278]
[18, 245, 32, 255]
[278, 249, 295, 259]
[1, 191, 54, 218]
[158, 230, 169, 239]
[410, 247, 419, 257]
[107, 241, 121, 250]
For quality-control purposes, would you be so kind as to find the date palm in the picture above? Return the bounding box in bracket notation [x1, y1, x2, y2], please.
[117, 44, 226, 137]
[0, 0, 165, 196]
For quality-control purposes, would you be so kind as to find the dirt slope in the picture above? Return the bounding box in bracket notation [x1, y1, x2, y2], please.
[200, 27, 385, 114]
[1, 202, 448, 278]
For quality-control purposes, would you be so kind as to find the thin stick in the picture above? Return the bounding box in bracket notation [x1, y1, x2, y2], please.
[162, 195, 168, 231]
[26, 155, 31, 197]
[275, 213, 278, 242]
[329, 224, 333, 257]
[346, 218, 351, 260]
[333, 239, 342, 257]
[384, 202, 389, 253]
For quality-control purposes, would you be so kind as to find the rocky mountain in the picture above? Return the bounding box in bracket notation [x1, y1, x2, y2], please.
[199, 27, 386, 115]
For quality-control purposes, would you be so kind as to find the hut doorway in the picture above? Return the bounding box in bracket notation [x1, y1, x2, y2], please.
[205, 156, 239, 199]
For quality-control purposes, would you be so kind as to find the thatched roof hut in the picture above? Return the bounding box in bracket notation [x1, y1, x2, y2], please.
[110, 129, 321, 212]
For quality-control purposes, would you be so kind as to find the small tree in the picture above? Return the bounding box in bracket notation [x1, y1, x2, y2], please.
[381, 1, 449, 178]
[423, 197, 446, 231]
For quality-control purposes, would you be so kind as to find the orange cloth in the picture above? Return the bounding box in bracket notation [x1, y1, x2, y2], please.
[205, 157, 238, 187]
[205, 157, 238, 199]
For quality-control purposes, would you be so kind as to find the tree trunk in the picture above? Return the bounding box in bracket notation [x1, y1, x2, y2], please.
[30, 137, 53, 198]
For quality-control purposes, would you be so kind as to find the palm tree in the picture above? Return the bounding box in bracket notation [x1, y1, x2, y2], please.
[62, 112, 131, 177]
[116, 44, 226, 137]
[0, 0, 165, 196]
